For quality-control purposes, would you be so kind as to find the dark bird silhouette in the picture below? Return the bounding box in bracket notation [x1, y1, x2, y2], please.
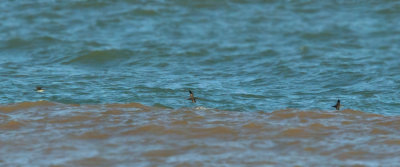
[332, 99, 340, 110]
[187, 90, 197, 103]
[36, 86, 44, 93]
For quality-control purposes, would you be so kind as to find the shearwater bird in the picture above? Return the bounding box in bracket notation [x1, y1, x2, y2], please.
[36, 86, 44, 93]
[332, 99, 340, 110]
[187, 90, 197, 103]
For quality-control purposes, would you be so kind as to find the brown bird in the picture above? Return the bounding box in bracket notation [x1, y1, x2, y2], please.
[332, 99, 340, 110]
[187, 90, 197, 103]
[36, 86, 44, 93]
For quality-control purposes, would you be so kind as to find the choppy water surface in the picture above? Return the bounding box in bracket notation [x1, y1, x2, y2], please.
[2, 102, 400, 166]
[1, 0, 400, 166]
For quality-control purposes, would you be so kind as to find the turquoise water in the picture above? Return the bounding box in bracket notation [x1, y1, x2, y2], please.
[2, 1, 400, 166]
[0, 1, 399, 113]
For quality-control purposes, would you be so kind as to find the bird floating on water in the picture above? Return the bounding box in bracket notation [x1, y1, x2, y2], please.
[332, 99, 340, 110]
[187, 90, 197, 103]
[36, 86, 44, 93]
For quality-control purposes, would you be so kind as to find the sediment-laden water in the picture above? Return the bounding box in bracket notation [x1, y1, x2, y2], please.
[1, 102, 400, 166]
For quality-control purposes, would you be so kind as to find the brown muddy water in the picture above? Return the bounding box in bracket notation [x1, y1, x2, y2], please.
[1, 101, 400, 166]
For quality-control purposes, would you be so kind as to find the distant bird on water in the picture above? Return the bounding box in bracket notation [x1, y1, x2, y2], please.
[36, 86, 44, 93]
[187, 90, 197, 103]
[332, 99, 340, 110]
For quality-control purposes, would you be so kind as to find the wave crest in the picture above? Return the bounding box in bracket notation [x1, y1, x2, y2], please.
[63, 49, 134, 67]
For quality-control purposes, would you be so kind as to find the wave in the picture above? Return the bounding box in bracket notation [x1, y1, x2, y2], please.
[0, 101, 57, 113]
[1, 101, 398, 138]
[2, 101, 400, 166]
[0, 36, 62, 50]
[62, 49, 134, 67]
[0, 100, 392, 117]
